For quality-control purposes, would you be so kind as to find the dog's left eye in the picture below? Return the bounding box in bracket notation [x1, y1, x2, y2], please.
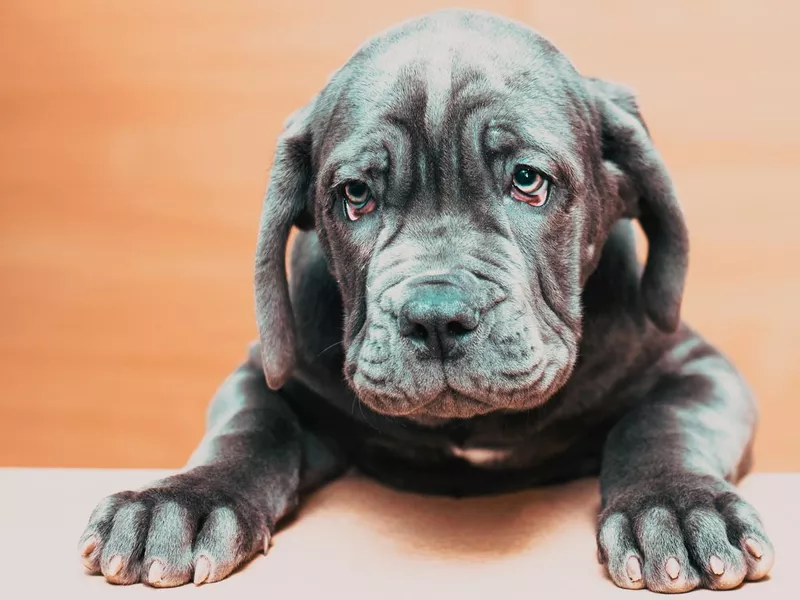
[511, 167, 549, 207]
[341, 180, 376, 221]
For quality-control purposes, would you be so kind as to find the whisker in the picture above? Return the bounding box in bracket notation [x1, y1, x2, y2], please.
[317, 340, 344, 357]
[356, 397, 383, 432]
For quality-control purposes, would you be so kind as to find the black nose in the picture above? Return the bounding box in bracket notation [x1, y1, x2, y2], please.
[398, 278, 481, 358]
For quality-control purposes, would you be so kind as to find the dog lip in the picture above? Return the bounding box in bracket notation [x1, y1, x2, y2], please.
[355, 369, 389, 386]
[499, 364, 547, 388]
[391, 394, 442, 417]
[499, 363, 541, 378]
[433, 387, 495, 409]
[360, 386, 496, 419]
[419, 390, 498, 419]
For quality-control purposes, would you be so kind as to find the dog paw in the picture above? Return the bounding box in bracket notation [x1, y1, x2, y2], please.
[78, 468, 271, 587]
[597, 475, 774, 593]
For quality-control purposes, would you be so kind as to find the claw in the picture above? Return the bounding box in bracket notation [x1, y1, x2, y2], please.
[745, 538, 764, 559]
[79, 536, 96, 557]
[148, 561, 164, 585]
[107, 555, 123, 577]
[81, 554, 99, 572]
[665, 557, 681, 580]
[626, 555, 642, 582]
[194, 556, 211, 586]
[709, 555, 725, 575]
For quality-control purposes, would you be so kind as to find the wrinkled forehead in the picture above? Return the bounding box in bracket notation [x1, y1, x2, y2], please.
[316, 14, 590, 182]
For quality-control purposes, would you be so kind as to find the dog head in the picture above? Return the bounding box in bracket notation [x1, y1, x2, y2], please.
[254, 10, 688, 421]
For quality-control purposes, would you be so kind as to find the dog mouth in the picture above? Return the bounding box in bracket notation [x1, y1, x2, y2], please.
[351, 362, 554, 420]
[347, 318, 565, 419]
[374, 387, 497, 421]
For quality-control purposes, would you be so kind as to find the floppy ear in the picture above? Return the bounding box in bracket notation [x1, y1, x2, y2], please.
[587, 77, 689, 333]
[254, 101, 317, 390]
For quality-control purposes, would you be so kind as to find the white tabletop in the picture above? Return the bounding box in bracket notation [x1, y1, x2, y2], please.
[1, 469, 796, 598]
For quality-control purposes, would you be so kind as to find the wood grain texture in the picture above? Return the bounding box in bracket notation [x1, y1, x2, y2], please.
[1, 1, 798, 469]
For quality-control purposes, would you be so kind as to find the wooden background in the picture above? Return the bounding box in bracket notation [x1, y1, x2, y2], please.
[1, 0, 798, 470]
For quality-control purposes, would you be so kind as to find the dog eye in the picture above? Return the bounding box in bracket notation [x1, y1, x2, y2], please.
[511, 167, 549, 207]
[342, 180, 376, 221]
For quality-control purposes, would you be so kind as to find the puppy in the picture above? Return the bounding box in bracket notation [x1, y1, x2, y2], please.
[78, 9, 774, 592]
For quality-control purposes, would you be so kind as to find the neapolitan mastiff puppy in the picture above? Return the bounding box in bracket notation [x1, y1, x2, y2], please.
[78, 9, 775, 592]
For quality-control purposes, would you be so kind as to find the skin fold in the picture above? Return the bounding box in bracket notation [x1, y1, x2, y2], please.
[79, 9, 774, 592]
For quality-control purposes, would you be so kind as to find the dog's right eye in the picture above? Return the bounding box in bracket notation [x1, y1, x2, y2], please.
[342, 181, 376, 221]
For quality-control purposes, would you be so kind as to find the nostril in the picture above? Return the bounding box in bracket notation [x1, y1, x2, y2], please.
[446, 321, 470, 337]
[409, 323, 429, 342]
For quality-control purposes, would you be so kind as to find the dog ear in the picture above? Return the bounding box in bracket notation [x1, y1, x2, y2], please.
[587, 77, 689, 333]
[254, 100, 317, 390]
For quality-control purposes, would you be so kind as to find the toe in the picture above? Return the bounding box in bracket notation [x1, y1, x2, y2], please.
[682, 508, 747, 589]
[142, 502, 195, 587]
[192, 506, 260, 584]
[597, 512, 645, 589]
[79, 492, 134, 574]
[717, 497, 775, 581]
[100, 502, 150, 584]
[740, 535, 775, 581]
[635, 506, 701, 593]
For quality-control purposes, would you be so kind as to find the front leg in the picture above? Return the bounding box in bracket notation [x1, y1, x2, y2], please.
[597, 346, 775, 593]
[78, 343, 347, 587]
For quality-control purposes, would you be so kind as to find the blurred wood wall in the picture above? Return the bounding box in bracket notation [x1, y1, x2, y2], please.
[1, 1, 798, 469]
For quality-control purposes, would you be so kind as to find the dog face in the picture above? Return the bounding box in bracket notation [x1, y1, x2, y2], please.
[254, 10, 688, 421]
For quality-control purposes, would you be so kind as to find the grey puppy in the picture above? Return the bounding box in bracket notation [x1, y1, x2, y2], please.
[78, 9, 775, 592]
